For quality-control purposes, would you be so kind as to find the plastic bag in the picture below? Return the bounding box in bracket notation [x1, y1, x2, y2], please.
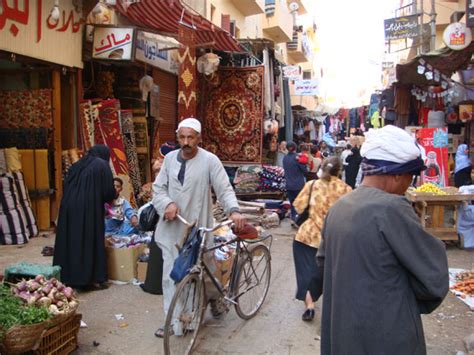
[138, 202, 159, 232]
[170, 226, 201, 282]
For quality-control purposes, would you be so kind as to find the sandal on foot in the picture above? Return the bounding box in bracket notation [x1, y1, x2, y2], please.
[302, 308, 315, 321]
[155, 327, 174, 338]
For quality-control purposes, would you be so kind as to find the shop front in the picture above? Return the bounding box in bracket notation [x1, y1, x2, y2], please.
[0, 0, 84, 242]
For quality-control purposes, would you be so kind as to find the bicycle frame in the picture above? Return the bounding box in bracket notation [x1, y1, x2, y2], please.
[191, 227, 271, 305]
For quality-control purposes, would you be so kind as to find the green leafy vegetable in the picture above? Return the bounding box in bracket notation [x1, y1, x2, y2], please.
[0, 285, 51, 341]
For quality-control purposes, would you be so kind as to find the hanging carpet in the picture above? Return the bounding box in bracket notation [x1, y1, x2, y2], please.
[201, 66, 264, 163]
[120, 110, 141, 196]
[0, 89, 52, 129]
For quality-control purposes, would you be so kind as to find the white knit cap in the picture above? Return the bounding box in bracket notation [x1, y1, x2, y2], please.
[176, 118, 201, 134]
[360, 125, 421, 163]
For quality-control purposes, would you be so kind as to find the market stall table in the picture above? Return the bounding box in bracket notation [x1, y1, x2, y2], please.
[235, 191, 285, 201]
[406, 187, 474, 247]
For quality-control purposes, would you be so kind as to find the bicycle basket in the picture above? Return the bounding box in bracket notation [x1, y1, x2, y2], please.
[170, 226, 202, 282]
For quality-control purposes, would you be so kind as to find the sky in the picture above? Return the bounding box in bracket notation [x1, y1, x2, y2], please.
[308, 0, 398, 108]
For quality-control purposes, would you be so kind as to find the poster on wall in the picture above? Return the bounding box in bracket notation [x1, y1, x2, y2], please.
[418, 128, 449, 187]
[92, 26, 134, 60]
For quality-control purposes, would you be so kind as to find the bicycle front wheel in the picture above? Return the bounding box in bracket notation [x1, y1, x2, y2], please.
[234, 244, 271, 320]
[163, 272, 206, 355]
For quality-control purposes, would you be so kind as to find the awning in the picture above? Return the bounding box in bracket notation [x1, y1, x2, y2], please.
[116, 0, 242, 52]
[396, 41, 474, 86]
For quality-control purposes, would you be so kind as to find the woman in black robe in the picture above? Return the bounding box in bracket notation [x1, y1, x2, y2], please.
[345, 147, 362, 189]
[53, 145, 116, 289]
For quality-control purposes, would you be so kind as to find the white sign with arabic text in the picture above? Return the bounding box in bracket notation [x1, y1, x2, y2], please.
[135, 31, 179, 74]
[92, 27, 134, 60]
[295, 80, 320, 96]
[283, 66, 301, 80]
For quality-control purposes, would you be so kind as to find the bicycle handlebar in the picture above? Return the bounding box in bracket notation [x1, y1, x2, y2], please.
[176, 214, 234, 232]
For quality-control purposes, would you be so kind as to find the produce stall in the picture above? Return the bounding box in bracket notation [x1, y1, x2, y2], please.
[0, 275, 80, 354]
[449, 269, 474, 311]
[406, 184, 474, 246]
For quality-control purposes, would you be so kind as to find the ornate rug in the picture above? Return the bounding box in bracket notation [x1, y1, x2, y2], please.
[120, 110, 141, 196]
[201, 66, 264, 163]
[79, 100, 94, 151]
[98, 99, 136, 206]
[0, 89, 52, 129]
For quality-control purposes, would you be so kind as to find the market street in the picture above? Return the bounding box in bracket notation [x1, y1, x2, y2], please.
[0, 220, 472, 355]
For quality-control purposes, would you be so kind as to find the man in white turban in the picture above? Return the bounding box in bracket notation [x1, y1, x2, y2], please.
[152, 117, 245, 338]
[317, 125, 449, 355]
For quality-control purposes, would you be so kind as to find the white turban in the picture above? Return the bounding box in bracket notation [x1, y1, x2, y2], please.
[361, 125, 421, 163]
[176, 118, 201, 134]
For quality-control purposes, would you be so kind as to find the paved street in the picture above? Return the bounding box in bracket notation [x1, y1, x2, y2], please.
[0, 220, 472, 354]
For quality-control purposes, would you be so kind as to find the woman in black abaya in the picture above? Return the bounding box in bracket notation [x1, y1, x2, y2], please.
[53, 145, 116, 290]
[345, 147, 363, 189]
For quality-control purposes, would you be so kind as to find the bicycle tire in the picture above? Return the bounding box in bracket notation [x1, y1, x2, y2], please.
[234, 244, 271, 320]
[163, 272, 206, 355]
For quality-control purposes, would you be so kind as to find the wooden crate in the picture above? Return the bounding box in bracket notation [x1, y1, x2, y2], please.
[34, 313, 81, 355]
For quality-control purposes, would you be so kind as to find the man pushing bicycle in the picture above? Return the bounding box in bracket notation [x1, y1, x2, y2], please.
[152, 117, 246, 338]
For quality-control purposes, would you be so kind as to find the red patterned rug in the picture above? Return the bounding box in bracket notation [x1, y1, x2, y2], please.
[98, 99, 128, 175]
[201, 66, 263, 163]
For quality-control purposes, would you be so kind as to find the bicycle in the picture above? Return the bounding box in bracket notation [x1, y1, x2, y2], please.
[163, 216, 272, 355]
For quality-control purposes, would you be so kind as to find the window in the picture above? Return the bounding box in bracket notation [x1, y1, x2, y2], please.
[230, 20, 237, 37]
[221, 14, 231, 33]
[303, 71, 312, 80]
[210, 5, 216, 23]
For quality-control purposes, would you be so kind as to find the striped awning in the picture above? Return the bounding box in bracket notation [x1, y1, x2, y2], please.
[116, 0, 242, 52]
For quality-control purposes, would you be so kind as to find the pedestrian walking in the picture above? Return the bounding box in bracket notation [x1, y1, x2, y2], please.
[344, 146, 362, 188]
[53, 145, 116, 290]
[293, 157, 351, 321]
[283, 142, 307, 224]
[275, 141, 288, 167]
[152, 118, 245, 338]
[317, 125, 449, 355]
[454, 143, 472, 187]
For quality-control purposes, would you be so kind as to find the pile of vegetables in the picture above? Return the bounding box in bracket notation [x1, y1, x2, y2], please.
[10, 275, 78, 316]
[451, 270, 474, 297]
[413, 183, 447, 195]
[0, 285, 50, 341]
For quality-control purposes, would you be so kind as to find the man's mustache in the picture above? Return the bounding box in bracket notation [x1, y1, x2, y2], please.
[182, 145, 191, 149]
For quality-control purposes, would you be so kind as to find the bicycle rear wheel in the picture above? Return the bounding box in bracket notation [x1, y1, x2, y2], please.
[234, 244, 271, 320]
[163, 273, 206, 355]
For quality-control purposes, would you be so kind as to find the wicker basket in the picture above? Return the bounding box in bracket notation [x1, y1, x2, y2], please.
[34, 313, 82, 355]
[0, 320, 48, 354]
[47, 303, 79, 328]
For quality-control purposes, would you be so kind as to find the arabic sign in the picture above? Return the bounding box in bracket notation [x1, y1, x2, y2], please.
[467, 0, 474, 28]
[294, 80, 320, 96]
[443, 22, 472, 50]
[0, 0, 83, 68]
[384, 15, 419, 40]
[282, 66, 301, 80]
[135, 31, 179, 74]
[92, 26, 134, 60]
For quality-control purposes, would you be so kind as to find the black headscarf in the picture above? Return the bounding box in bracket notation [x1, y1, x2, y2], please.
[89, 144, 110, 161]
[65, 145, 110, 186]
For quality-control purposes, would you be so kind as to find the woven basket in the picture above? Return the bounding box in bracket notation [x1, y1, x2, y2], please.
[0, 320, 48, 354]
[47, 303, 79, 328]
[34, 313, 82, 355]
